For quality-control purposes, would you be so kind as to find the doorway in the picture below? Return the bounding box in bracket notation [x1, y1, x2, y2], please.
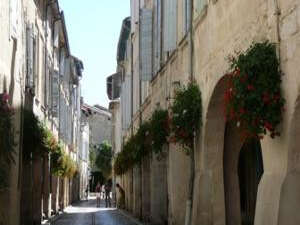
[238, 139, 264, 225]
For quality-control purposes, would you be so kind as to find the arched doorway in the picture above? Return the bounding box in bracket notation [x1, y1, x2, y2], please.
[223, 121, 264, 225]
[238, 139, 264, 225]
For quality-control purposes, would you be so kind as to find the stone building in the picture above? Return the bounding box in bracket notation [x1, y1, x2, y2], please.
[81, 103, 112, 188]
[109, 0, 300, 225]
[0, 1, 86, 225]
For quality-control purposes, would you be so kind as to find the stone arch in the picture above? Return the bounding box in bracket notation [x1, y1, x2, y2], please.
[278, 96, 300, 225]
[195, 75, 230, 225]
[195, 75, 264, 225]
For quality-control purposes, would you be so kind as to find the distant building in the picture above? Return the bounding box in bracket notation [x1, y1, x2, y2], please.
[81, 104, 112, 173]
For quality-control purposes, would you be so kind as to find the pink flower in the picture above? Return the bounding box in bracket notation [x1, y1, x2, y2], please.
[2, 92, 9, 103]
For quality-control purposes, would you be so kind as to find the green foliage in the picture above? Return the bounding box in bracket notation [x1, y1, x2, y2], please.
[50, 144, 65, 177]
[95, 141, 113, 179]
[150, 109, 169, 155]
[114, 136, 136, 176]
[50, 145, 77, 178]
[114, 109, 169, 175]
[170, 82, 202, 151]
[23, 110, 46, 159]
[0, 92, 16, 190]
[134, 121, 152, 161]
[89, 147, 97, 169]
[23, 110, 62, 161]
[114, 84, 202, 175]
[224, 41, 285, 140]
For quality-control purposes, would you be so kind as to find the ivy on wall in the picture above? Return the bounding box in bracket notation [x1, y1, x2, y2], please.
[23, 110, 47, 160]
[50, 144, 77, 178]
[0, 92, 16, 190]
[224, 41, 285, 140]
[169, 82, 202, 153]
[114, 82, 203, 175]
[114, 109, 170, 175]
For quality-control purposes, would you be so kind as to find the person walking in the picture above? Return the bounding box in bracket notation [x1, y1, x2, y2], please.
[105, 182, 112, 208]
[85, 185, 89, 201]
[95, 182, 101, 207]
[116, 183, 125, 209]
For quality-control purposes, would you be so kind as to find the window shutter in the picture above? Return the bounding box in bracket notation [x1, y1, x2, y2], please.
[59, 49, 66, 76]
[153, 0, 161, 75]
[163, 0, 177, 52]
[54, 21, 60, 48]
[183, 0, 190, 34]
[10, 0, 18, 38]
[112, 72, 121, 99]
[131, 0, 137, 33]
[139, 8, 153, 81]
[126, 39, 131, 60]
[26, 25, 34, 89]
[52, 71, 59, 117]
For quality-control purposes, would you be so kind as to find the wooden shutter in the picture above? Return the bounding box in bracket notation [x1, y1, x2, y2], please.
[26, 25, 34, 89]
[163, 0, 177, 52]
[131, 0, 138, 33]
[153, 0, 162, 75]
[183, 0, 190, 35]
[10, 0, 18, 38]
[54, 21, 60, 48]
[139, 8, 153, 81]
[59, 48, 66, 76]
[52, 71, 59, 117]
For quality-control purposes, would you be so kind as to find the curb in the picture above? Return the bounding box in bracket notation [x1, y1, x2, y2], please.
[41, 210, 64, 225]
[118, 209, 146, 225]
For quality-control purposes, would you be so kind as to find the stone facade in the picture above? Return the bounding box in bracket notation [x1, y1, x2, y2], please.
[109, 0, 300, 225]
[0, 1, 86, 225]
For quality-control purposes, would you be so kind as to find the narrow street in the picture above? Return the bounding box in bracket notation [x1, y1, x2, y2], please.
[53, 197, 138, 225]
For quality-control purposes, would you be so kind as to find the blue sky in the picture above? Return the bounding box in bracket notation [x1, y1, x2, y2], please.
[59, 1, 130, 108]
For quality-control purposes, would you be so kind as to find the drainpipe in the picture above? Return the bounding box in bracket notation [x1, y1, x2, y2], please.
[41, 0, 51, 216]
[130, 33, 134, 212]
[273, 0, 281, 60]
[185, 0, 195, 225]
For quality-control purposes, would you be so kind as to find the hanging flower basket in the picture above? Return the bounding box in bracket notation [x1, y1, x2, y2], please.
[224, 41, 285, 140]
[170, 82, 202, 153]
[150, 109, 169, 157]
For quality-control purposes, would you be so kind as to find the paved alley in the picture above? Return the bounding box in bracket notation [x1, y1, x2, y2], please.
[52, 197, 139, 225]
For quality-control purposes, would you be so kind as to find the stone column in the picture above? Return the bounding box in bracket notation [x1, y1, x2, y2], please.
[42, 154, 50, 219]
[142, 157, 151, 222]
[20, 159, 33, 225]
[32, 156, 43, 225]
[150, 155, 168, 225]
[133, 166, 142, 218]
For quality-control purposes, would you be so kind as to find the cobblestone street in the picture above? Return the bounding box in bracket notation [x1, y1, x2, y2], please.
[52, 197, 139, 225]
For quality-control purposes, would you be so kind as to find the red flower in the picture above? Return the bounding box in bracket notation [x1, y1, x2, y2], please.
[262, 93, 270, 104]
[247, 85, 255, 91]
[264, 121, 273, 131]
[240, 108, 246, 115]
[240, 74, 248, 83]
[273, 94, 280, 102]
[234, 68, 240, 76]
[2, 92, 9, 103]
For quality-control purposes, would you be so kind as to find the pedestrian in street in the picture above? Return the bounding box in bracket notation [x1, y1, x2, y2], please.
[105, 182, 112, 208]
[101, 184, 105, 199]
[95, 182, 101, 207]
[116, 183, 125, 209]
[85, 185, 89, 201]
